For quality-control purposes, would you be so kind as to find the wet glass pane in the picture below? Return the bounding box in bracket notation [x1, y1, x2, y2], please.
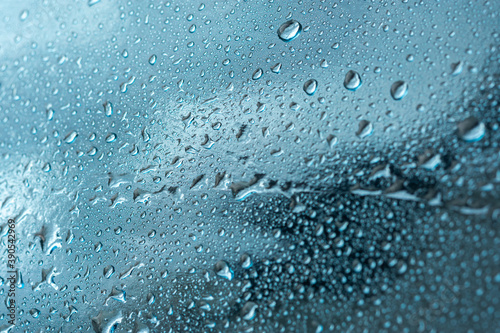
[0, 0, 499, 332]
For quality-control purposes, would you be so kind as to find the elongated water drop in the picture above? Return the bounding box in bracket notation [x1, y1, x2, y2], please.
[356, 120, 373, 138]
[252, 68, 263, 80]
[64, 131, 78, 144]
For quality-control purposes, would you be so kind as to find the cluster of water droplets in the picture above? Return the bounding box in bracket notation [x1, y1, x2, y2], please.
[0, 1, 498, 332]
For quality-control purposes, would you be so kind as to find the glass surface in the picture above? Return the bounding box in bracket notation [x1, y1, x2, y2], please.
[0, 1, 499, 332]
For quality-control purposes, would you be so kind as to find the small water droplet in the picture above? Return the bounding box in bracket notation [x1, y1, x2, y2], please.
[46, 108, 54, 121]
[103, 102, 113, 117]
[241, 301, 258, 320]
[327, 135, 338, 148]
[451, 61, 464, 75]
[19, 10, 29, 21]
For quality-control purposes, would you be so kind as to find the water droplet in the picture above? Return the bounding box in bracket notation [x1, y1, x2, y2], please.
[42, 162, 51, 172]
[105, 287, 126, 304]
[390, 81, 408, 100]
[396, 261, 408, 274]
[64, 131, 78, 144]
[256, 102, 266, 113]
[106, 133, 117, 143]
[241, 301, 258, 320]
[271, 63, 282, 73]
[91, 310, 123, 333]
[344, 70, 362, 91]
[19, 10, 29, 21]
[214, 260, 233, 280]
[149, 54, 157, 65]
[252, 68, 263, 80]
[240, 253, 253, 269]
[277, 20, 302, 42]
[103, 102, 113, 117]
[30, 308, 40, 318]
[457, 117, 485, 142]
[46, 108, 54, 121]
[356, 120, 373, 138]
[327, 135, 338, 148]
[303, 79, 318, 96]
[451, 61, 464, 75]
[103, 265, 115, 279]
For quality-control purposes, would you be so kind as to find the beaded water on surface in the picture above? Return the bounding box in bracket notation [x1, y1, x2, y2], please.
[0, 1, 499, 332]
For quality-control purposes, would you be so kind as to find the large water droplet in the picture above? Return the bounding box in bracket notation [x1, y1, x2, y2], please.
[271, 63, 282, 74]
[30, 308, 40, 318]
[240, 253, 253, 269]
[214, 260, 233, 280]
[19, 10, 29, 21]
[252, 68, 263, 80]
[277, 20, 302, 42]
[103, 265, 115, 279]
[390, 81, 408, 100]
[64, 131, 78, 144]
[457, 117, 485, 142]
[42, 162, 51, 172]
[356, 120, 373, 138]
[344, 70, 362, 91]
[303, 79, 318, 95]
[241, 301, 258, 320]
